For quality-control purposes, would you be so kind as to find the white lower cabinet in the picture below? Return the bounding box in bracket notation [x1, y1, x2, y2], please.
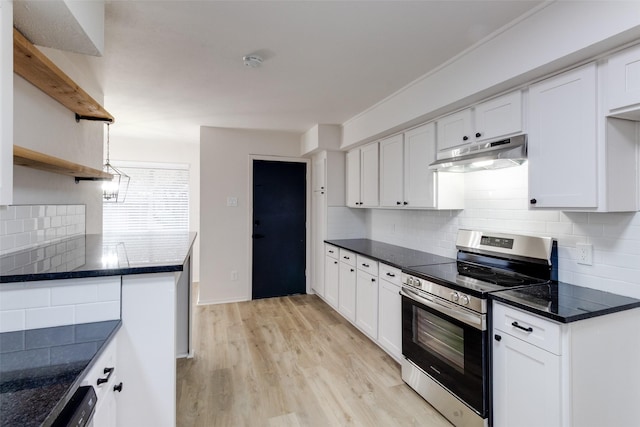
[324, 250, 339, 309]
[377, 264, 402, 362]
[492, 301, 640, 427]
[338, 261, 356, 322]
[84, 332, 119, 427]
[355, 268, 378, 340]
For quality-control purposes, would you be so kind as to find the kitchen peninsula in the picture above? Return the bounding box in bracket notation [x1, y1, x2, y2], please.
[0, 232, 196, 426]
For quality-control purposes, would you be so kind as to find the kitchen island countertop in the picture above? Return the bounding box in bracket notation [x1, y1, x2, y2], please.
[0, 232, 197, 283]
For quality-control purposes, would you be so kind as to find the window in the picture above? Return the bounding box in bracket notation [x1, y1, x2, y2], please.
[103, 161, 189, 234]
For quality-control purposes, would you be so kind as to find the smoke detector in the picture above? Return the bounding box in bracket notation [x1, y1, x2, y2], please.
[243, 55, 263, 68]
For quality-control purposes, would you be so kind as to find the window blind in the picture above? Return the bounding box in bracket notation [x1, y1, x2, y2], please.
[103, 162, 189, 234]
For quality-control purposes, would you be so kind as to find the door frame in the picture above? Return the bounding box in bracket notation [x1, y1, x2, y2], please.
[247, 155, 311, 299]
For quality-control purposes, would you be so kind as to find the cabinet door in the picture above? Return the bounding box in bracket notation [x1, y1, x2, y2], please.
[608, 44, 640, 111]
[378, 279, 402, 361]
[404, 123, 436, 208]
[338, 261, 356, 323]
[311, 191, 326, 297]
[0, 1, 13, 205]
[324, 255, 339, 309]
[492, 332, 561, 427]
[474, 91, 523, 142]
[360, 143, 379, 207]
[528, 64, 597, 208]
[356, 269, 378, 339]
[436, 108, 473, 152]
[346, 149, 361, 207]
[379, 134, 405, 207]
[312, 152, 326, 192]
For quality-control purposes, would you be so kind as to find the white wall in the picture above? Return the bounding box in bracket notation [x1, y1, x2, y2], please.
[199, 127, 301, 304]
[108, 137, 200, 282]
[342, 1, 640, 148]
[369, 165, 640, 299]
[12, 46, 105, 233]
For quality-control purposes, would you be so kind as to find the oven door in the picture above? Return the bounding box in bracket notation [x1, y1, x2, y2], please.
[401, 287, 488, 417]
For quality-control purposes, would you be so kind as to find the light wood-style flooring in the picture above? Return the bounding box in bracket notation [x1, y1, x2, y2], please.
[177, 294, 452, 427]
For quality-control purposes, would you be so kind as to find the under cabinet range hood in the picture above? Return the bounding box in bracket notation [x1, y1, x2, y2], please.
[429, 134, 527, 172]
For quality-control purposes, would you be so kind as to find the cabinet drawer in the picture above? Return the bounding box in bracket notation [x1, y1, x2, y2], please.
[325, 244, 339, 260]
[81, 334, 118, 404]
[379, 263, 401, 286]
[493, 302, 561, 355]
[339, 249, 356, 266]
[356, 255, 378, 276]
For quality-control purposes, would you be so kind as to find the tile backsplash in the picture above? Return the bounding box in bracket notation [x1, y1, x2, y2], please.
[0, 276, 121, 333]
[0, 205, 85, 256]
[368, 164, 640, 299]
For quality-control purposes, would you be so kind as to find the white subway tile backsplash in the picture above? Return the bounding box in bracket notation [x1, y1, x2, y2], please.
[364, 164, 640, 299]
[75, 302, 120, 324]
[0, 288, 50, 310]
[0, 205, 85, 255]
[51, 284, 98, 306]
[25, 306, 75, 330]
[0, 310, 26, 333]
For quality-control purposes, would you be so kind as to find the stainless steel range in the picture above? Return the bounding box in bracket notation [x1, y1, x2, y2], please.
[400, 229, 556, 427]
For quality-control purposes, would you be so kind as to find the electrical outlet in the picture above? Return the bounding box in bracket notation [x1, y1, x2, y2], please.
[231, 270, 238, 281]
[576, 243, 593, 265]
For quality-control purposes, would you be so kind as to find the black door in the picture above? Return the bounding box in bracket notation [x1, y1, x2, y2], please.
[252, 160, 306, 299]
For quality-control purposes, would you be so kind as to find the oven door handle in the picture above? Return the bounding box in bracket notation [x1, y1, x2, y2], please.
[400, 288, 485, 331]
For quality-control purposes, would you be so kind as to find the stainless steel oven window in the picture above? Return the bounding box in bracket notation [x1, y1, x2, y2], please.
[413, 306, 465, 372]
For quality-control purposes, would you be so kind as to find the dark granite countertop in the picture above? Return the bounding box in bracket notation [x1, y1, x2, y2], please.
[0, 320, 121, 426]
[1, 232, 197, 283]
[325, 239, 455, 269]
[489, 281, 640, 323]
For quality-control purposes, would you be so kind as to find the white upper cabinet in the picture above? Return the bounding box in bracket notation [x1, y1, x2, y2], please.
[529, 63, 638, 212]
[436, 90, 523, 156]
[474, 90, 523, 142]
[379, 123, 463, 209]
[436, 108, 473, 152]
[607, 43, 640, 117]
[379, 134, 405, 207]
[346, 142, 379, 208]
[529, 64, 598, 209]
[0, 1, 13, 206]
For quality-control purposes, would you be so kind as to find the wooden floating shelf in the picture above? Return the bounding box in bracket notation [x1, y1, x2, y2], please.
[13, 28, 114, 123]
[14, 145, 113, 180]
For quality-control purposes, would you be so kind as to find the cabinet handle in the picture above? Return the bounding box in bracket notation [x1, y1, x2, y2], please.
[328, 250, 334, 253]
[343, 256, 350, 260]
[494, 334, 502, 342]
[511, 321, 533, 333]
[97, 367, 114, 385]
[371, 278, 376, 282]
[386, 272, 395, 277]
[362, 263, 370, 268]
[463, 136, 469, 141]
[350, 268, 354, 272]
[396, 201, 401, 205]
[530, 198, 537, 205]
[403, 201, 408, 205]
[113, 382, 123, 392]
[475, 132, 482, 138]
[334, 261, 338, 265]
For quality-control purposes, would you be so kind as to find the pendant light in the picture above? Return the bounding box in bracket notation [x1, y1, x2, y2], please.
[102, 123, 130, 203]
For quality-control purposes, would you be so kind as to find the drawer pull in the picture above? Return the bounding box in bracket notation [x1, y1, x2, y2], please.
[97, 367, 114, 385]
[386, 272, 395, 277]
[328, 250, 334, 253]
[511, 321, 533, 333]
[343, 256, 350, 260]
[362, 263, 370, 268]
[114, 382, 123, 392]
[495, 334, 502, 341]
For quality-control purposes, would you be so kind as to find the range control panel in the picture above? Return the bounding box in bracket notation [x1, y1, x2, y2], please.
[480, 236, 514, 249]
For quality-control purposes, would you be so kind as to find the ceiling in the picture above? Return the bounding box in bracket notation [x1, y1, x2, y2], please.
[88, 1, 542, 145]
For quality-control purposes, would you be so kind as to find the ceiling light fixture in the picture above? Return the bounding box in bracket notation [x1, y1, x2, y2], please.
[243, 54, 263, 68]
[102, 123, 130, 203]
